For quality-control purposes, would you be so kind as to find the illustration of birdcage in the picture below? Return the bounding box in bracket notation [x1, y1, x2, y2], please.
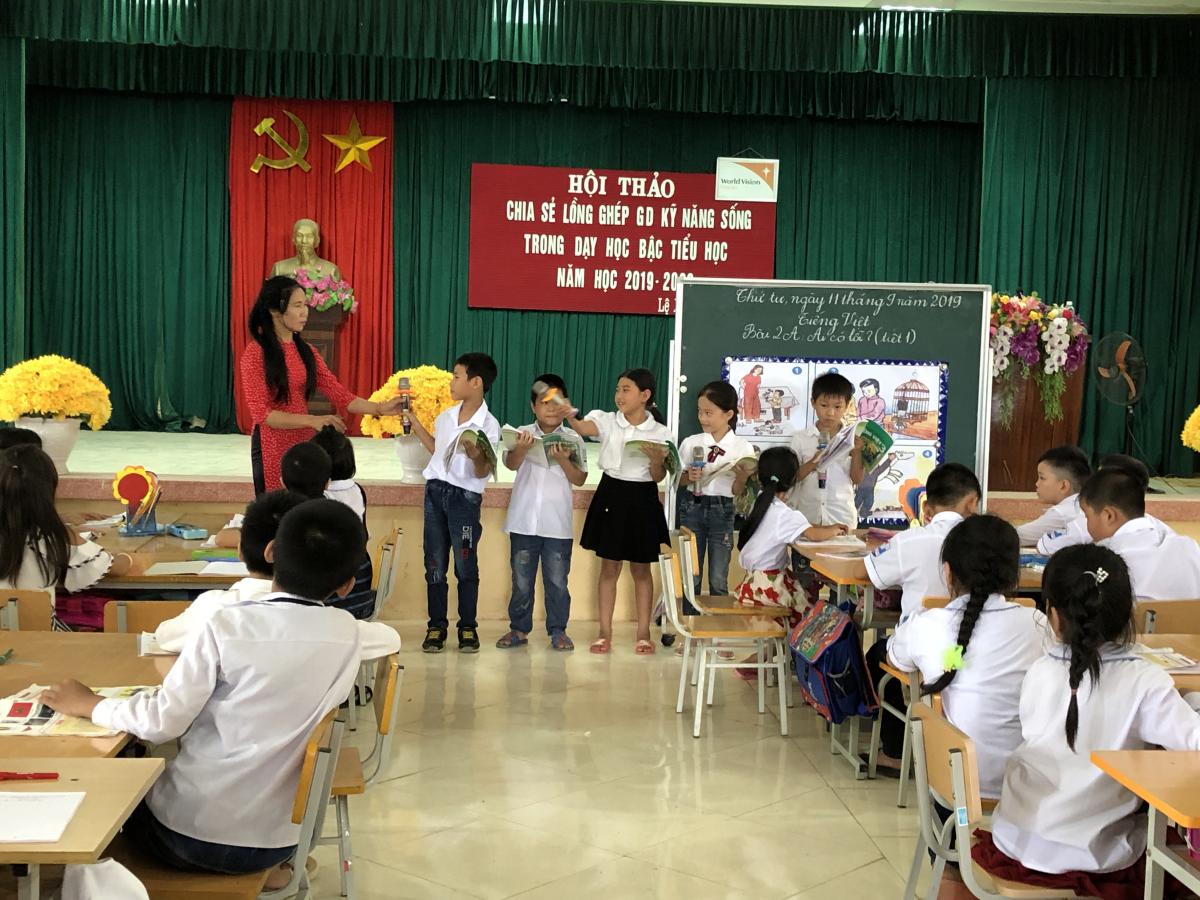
[893, 378, 931, 425]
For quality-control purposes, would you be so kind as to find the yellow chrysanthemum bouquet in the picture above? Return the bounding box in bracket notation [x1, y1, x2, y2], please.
[0, 355, 112, 430]
[1183, 404, 1200, 453]
[360, 365, 454, 437]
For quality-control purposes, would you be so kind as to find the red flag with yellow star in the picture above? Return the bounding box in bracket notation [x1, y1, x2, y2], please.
[229, 99, 393, 434]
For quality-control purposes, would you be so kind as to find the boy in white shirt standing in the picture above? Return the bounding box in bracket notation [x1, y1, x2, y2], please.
[406, 353, 501, 654]
[496, 374, 588, 651]
[42, 499, 401, 889]
[787, 372, 865, 529]
[1015, 445, 1090, 547]
[1080, 468, 1200, 600]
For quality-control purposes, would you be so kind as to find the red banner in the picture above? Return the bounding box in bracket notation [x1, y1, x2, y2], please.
[468, 164, 777, 316]
[229, 98, 394, 434]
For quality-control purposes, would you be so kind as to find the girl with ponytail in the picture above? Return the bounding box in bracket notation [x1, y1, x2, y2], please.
[733, 447, 847, 613]
[883, 515, 1043, 795]
[981, 544, 1200, 892]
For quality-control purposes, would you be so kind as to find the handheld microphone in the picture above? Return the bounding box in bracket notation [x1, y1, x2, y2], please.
[398, 377, 413, 435]
[691, 446, 706, 496]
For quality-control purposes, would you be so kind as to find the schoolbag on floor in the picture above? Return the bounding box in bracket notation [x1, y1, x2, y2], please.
[789, 601, 879, 725]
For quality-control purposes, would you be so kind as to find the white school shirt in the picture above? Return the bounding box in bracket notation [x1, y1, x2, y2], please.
[420, 401, 501, 495]
[1016, 494, 1079, 547]
[992, 644, 1200, 874]
[786, 425, 857, 528]
[887, 594, 1046, 798]
[1037, 509, 1168, 555]
[92, 594, 401, 848]
[584, 409, 672, 482]
[677, 430, 755, 498]
[739, 498, 813, 572]
[0, 538, 114, 606]
[504, 422, 588, 540]
[325, 479, 367, 523]
[1099, 517, 1200, 601]
[864, 511, 961, 622]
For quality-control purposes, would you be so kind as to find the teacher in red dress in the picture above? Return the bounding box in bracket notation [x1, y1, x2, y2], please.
[241, 276, 401, 494]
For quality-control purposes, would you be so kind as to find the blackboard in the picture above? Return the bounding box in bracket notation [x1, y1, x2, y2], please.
[668, 279, 992, 489]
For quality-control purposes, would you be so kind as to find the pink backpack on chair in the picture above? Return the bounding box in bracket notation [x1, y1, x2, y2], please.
[53, 592, 114, 632]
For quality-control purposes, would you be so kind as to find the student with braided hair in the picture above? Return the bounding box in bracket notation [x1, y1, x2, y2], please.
[978, 545, 1200, 897]
[881, 515, 1044, 793]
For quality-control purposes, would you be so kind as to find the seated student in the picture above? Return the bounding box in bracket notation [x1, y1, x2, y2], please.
[311, 424, 367, 524]
[153, 491, 304, 653]
[885, 515, 1045, 796]
[979, 545, 1200, 895]
[0, 445, 136, 618]
[0, 427, 41, 451]
[1080, 468, 1200, 601]
[281, 442, 376, 619]
[1038, 453, 1166, 554]
[1015, 445, 1090, 547]
[42, 499, 401, 889]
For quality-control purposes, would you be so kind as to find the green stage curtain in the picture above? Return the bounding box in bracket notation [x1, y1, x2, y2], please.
[0, 38, 24, 370]
[5, 1, 1198, 78]
[394, 101, 980, 426]
[980, 78, 1200, 476]
[25, 89, 233, 432]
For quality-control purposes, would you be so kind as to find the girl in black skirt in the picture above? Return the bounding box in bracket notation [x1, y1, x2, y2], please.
[570, 368, 671, 655]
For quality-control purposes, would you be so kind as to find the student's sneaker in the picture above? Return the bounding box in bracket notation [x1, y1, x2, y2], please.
[421, 628, 447, 653]
[458, 627, 481, 653]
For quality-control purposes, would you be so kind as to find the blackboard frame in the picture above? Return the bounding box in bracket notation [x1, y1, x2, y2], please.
[668, 277, 994, 504]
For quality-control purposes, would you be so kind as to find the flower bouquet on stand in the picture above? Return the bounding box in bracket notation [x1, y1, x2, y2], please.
[0, 355, 112, 471]
[295, 268, 357, 314]
[361, 366, 455, 484]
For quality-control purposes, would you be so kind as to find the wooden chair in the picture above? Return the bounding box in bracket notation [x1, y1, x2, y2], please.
[658, 552, 789, 737]
[676, 529, 791, 619]
[0, 590, 54, 631]
[1135, 599, 1200, 634]
[102, 599, 192, 634]
[109, 709, 345, 900]
[318, 654, 404, 899]
[907, 705, 1081, 900]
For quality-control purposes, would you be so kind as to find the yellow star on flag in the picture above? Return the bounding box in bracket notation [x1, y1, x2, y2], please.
[322, 114, 386, 173]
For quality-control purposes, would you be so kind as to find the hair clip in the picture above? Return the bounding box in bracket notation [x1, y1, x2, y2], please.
[942, 644, 965, 671]
[766, 474, 780, 484]
[1086, 568, 1109, 585]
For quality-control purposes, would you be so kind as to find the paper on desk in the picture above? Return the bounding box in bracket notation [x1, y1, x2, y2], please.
[82, 512, 126, 530]
[199, 561, 249, 577]
[1135, 645, 1200, 674]
[144, 561, 207, 576]
[137, 633, 175, 657]
[794, 535, 867, 550]
[815, 550, 871, 561]
[0, 792, 86, 842]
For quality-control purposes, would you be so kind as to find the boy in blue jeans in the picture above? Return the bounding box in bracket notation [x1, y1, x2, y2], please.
[496, 374, 588, 651]
[407, 353, 500, 653]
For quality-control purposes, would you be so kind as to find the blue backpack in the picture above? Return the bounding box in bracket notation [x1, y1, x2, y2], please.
[788, 602, 879, 725]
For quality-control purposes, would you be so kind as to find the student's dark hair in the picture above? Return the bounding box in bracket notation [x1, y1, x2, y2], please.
[248, 276, 316, 404]
[280, 441, 332, 500]
[699, 381, 738, 429]
[921, 515, 1020, 695]
[530, 372, 567, 406]
[859, 378, 881, 392]
[618, 367, 666, 424]
[924, 462, 982, 508]
[1079, 469, 1145, 520]
[1042, 544, 1135, 752]
[737, 447, 800, 550]
[1097, 453, 1150, 493]
[309, 425, 356, 480]
[811, 372, 854, 403]
[239, 490, 307, 576]
[1038, 445, 1091, 492]
[455, 352, 498, 393]
[272, 499, 366, 599]
[0, 428, 42, 451]
[0, 446, 70, 586]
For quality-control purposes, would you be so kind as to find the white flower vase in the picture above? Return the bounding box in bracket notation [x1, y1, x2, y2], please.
[395, 434, 432, 485]
[16, 417, 82, 473]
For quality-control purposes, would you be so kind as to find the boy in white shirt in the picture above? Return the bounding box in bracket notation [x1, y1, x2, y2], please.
[406, 353, 501, 654]
[496, 374, 587, 651]
[787, 372, 865, 529]
[1037, 453, 1160, 554]
[43, 499, 401, 888]
[1080, 468, 1200, 600]
[1015, 445, 1089, 547]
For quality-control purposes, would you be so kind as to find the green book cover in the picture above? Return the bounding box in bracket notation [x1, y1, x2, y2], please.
[855, 420, 894, 472]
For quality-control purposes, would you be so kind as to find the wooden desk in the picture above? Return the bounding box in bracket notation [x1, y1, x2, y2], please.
[0, 633, 174, 760]
[1091, 750, 1200, 899]
[0, 757, 163, 900]
[95, 512, 242, 590]
[1140, 634, 1200, 693]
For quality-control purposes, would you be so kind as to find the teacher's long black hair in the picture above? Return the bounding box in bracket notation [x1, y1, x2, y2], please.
[248, 275, 317, 404]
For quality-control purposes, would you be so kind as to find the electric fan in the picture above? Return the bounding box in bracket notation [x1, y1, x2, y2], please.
[1092, 332, 1147, 457]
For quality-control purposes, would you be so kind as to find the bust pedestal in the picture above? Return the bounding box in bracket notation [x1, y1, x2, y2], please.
[303, 308, 344, 416]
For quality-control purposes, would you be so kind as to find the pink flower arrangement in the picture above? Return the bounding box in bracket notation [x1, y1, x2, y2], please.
[991, 291, 1089, 424]
[295, 268, 357, 314]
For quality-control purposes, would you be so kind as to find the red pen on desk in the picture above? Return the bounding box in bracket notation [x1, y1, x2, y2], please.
[0, 772, 59, 781]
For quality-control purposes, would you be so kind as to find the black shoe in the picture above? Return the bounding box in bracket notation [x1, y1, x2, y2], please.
[458, 627, 481, 653]
[422, 628, 446, 653]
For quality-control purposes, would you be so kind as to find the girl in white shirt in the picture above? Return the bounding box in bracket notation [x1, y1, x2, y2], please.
[0, 445, 134, 620]
[980, 545, 1200, 895]
[570, 368, 672, 655]
[734, 447, 847, 614]
[676, 381, 756, 609]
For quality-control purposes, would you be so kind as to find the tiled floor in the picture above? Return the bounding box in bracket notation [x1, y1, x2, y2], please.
[315, 619, 932, 900]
